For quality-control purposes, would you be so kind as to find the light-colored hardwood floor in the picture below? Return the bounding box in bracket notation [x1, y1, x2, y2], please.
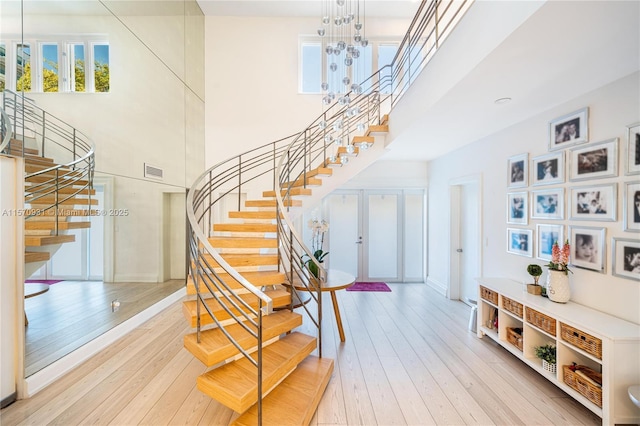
[3, 283, 600, 425]
[24, 280, 185, 376]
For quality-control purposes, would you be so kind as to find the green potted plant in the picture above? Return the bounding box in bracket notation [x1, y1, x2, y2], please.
[526, 264, 543, 295]
[534, 344, 556, 374]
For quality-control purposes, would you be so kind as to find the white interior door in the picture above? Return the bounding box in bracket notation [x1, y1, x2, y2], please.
[450, 177, 481, 304]
[364, 191, 401, 282]
[326, 192, 361, 279]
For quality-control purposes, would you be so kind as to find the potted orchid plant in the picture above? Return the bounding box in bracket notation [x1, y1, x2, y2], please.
[301, 219, 329, 279]
[546, 240, 572, 303]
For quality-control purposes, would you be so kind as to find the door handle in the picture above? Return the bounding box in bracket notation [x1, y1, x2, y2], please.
[355, 236, 363, 244]
[456, 248, 463, 253]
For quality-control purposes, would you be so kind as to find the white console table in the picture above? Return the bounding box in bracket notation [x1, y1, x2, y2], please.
[476, 277, 640, 425]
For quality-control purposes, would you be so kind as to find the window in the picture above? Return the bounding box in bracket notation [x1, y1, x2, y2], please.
[300, 42, 321, 93]
[41, 43, 59, 92]
[0, 37, 109, 93]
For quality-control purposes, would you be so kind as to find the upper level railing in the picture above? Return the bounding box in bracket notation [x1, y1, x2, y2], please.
[0, 107, 11, 154]
[186, 0, 472, 422]
[2, 89, 95, 232]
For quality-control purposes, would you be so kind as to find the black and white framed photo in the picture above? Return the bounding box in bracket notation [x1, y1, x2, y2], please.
[537, 224, 563, 261]
[532, 152, 564, 186]
[507, 228, 533, 257]
[624, 181, 640, 232]
[569, 138, 618, 181]
[569, 226, 605, 273]
[549, 107, 589, 151]
[627, 122, 640, 175]
[508, 153, 528, 188]
[612, 238, 640, 281]
[507, 192, 528, 225]
[531, 188, 563, 220]
[569, 184, 617, 221]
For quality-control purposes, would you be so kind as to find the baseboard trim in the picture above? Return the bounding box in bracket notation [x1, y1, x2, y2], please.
[1, 392, 17, 409]
[426, 277, 447, 297]
[24, 287, 186, 397]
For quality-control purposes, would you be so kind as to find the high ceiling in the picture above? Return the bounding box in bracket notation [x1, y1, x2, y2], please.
[196, 0, 420, 18]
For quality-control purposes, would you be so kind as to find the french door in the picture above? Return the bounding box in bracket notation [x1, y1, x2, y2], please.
[322, 189, 425, 282]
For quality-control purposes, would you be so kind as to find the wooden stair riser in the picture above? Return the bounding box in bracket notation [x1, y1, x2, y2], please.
[25, 234, 75, 246]
[25, 251, 51, 263]
[26, 196, 98, 206]
[186, 272, 286, 294]
[25, 221, 91, 231]
[337, 146, 359, 156]
[213, 223, 277, 233]
[232, 356, 334, 426]
[183, 311, 302, 366]
[245, 199, 302, 208]
[196, 332, 317, 413]
[182, 288, 291, 328]
[208, 236, 277, 249]
[261, 187, 313, 198]
[202, 253, 278, 268]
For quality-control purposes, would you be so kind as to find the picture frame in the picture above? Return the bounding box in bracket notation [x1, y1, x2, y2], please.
[507, 228, 533, 257]
[549, 107, 589, 151]
[612, 237, 640, 281]
[507, 192, 528, 225]
[569, 138, 618, 181]
[508, 153, 528, 188]
[532, 152, 564, 186]
[569, 226, 605, 273]
[569, 183, 617, 221]
[627, 122, 640, 175]
[623, 181, 640, 232]
[531, 188, 563, 220]
[536, 224, 563, 261]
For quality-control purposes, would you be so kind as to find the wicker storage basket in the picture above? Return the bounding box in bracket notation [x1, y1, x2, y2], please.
[502, 296, 523, 318]
[506, 327, 523, 351]
[480, 286, 498, 305]
[560, 323, 602, 359]
[562, 365, 602, 407]
[526, 308, 556, 335]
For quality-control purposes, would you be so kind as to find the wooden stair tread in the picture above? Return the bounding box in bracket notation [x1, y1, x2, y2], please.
[25, 251, 51, 263]
[6, 146, 39, 156]
[203, 253, 278, 267]
[245, 199, 302, 208]
[196, 332, 316, 413]
[25, 175, 89, 185]
[182, 288, 291, 327]
[337, 146, 359, 156]
[229, 211, 277, 220]
[25, 196, 98, 205]
[352, 135, 374, 144]
[25, 186, 95, 196]
[184, 311, 302, 366]
[281, 177, 323, 188]
[25, 234, 75, 246]
[213, 223, 277, 233]
[186, 271, 286, 294]
[365, 124, 389, 136]
[232, 356, 334, 426]
[208, 236, 277, 248]
[24, 156, 55, 165]
[262, 187, 313, 198]
[25, 221, 91, 230]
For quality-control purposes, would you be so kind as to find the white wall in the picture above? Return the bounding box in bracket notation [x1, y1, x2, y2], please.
[427, 72, 640, 324]
[204, 15, 411, 168]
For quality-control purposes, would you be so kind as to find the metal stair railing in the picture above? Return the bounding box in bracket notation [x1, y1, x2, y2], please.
[2, 90, 96, 233]
[185, 0, 472, 422]
[0, 107, 11, 154]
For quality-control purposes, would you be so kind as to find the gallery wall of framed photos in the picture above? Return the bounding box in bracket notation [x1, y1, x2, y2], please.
[506, 107, 640, 283]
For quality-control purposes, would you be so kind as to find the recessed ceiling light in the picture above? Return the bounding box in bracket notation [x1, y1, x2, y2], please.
[494, 97, 512, 105]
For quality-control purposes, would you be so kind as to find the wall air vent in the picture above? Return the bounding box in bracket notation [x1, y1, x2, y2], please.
[144, 163, 164, 180]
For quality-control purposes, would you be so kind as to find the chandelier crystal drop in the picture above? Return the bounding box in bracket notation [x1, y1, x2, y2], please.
[318, 0, 367, 106]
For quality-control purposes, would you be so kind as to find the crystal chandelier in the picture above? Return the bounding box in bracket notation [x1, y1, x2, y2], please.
[317, 0, 368, 107]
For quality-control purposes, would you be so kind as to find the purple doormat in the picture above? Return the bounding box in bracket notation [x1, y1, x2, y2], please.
[25, 280, 63, 285]
[347, 282, 391, 292]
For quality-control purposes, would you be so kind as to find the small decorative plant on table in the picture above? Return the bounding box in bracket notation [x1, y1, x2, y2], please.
[301, 219, 329, 279]
[534, 344, 557, 374]
[526, 264, 543, 295]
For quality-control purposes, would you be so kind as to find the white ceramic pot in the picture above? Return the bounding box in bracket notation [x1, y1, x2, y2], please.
[548, 269, 570, 303]
[542, 359, 557, 374]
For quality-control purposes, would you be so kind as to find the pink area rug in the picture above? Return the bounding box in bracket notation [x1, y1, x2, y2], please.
[25, 280, 63, 285]
[347, 282, 391, 292]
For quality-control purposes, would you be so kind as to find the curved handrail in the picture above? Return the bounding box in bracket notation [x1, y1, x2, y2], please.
[0, 107, 11, 154]
[2, 89, 95, 230]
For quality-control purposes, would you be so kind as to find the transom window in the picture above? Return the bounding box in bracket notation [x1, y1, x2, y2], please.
[1, 36, 110, 93]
